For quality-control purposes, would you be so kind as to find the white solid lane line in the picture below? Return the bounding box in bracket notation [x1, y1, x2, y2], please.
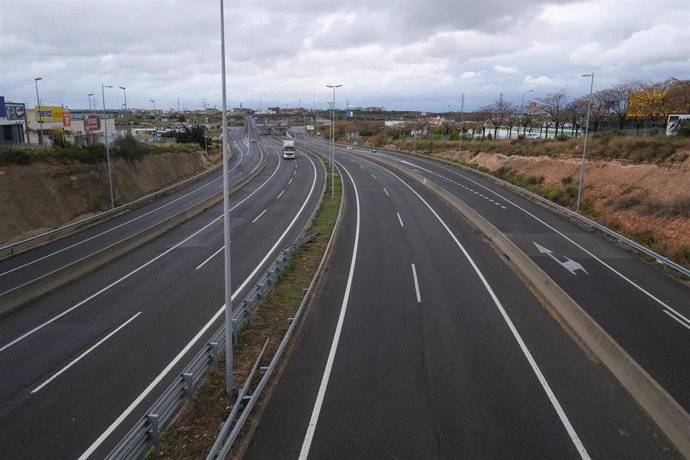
[196, 246, 224, 271]
[397, 212, 405, 228]
[0, 145, 282, 354]
[252, 209, 268, 224]
[0, 139, 251, 282]
[300, 161, 360, 460]
[80, 151, 321, 460]
[32, 312, 142, 394]
[358, 155, 590, 459]
[400, 154, 689, 326]
[411, 263, 421, 303]
[663, 310, 690, 331]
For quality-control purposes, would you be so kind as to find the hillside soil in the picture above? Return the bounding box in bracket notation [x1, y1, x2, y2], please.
[425, 148, 690, 267]
[0, 148, 220, 245]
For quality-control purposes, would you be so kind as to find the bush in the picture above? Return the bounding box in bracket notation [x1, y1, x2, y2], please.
[678, 121, 690, 137]
[114, 134, 146, 161]
[0, 147, 32, 165]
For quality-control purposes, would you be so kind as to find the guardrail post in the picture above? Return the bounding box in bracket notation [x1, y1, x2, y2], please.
[209, 341, 220, 371]
[232, 318, 239, 346]
[147, 413, 161, 458]
[182, 372, 195, 407]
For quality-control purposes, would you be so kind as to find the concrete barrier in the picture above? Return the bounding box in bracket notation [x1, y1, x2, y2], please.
[362, 151, 690, 458]
[0, 149, 269, 318]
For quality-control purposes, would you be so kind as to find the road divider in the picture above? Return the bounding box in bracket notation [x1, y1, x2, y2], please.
[360, 150, 690, 458]
[0, 148, 268, 319]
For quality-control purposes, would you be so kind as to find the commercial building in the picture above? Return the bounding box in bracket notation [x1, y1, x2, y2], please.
[25, 107, 116, 146]
[0, 97, 28, 145]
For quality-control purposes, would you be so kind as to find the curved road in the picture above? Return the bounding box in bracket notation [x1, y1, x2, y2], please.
[244, 138, 680, 458]
[0, 131, 326, 458]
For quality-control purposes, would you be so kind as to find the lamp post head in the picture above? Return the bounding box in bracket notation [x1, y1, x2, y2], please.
[119, 86, 126, 90]
[88, 93, 94, 97]
[103, 84, 113, 89]
[581, 73, 593, 77]
[35, 77, 42, 82]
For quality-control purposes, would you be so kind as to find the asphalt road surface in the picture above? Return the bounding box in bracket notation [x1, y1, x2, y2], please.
[0, 131, 326, 458]
[244, 138, 681, 458]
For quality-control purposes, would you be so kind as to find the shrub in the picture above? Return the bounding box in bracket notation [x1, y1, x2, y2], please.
[0, 147, 32, 165]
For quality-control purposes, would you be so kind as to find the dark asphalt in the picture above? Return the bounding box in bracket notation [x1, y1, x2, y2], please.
[244, 140, 678, 458]
[0, 131, 326, 458]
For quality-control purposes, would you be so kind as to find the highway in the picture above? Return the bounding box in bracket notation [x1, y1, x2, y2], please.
[0, 127, 327, 458]
[0, 126, 255, 304]
[350, 143, 690, 414]
[244, 138, 681, 458]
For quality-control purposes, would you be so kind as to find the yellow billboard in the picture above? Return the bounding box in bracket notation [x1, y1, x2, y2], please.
[35, 106, 64, 122]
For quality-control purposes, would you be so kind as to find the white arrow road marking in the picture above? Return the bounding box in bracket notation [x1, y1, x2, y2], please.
[534, 242, 588, 275]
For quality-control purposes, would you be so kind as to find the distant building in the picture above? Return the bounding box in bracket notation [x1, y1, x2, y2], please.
[25, 108, 117, 146]
[0, 97, 28, 145]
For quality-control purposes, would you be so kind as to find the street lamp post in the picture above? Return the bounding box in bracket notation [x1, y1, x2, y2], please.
[458, 93, 465, 162]
[575, 72, 594, 212]
[150, 99, 156, 114]
[521, 89, 534, 135]
[101, 84, 115, 209]
[326, 84, 341, 199]
[576, 73, 595, 213]
[119, 86, 127, 111]
[34, 77, 43, 146]
[88, 93, 94, 113]
[219, 0, 234, 394]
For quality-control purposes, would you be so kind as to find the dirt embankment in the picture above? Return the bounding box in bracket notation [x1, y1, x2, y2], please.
[0, 149, 220, 245]
[425, 148, 690, 266]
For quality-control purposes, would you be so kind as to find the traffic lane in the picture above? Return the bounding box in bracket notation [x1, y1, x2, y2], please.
[244, 159, 360, 459]
[304, 149, 674, 457]
[303, 157, 583, 458]
[0, 137, 252, 294]
[0, 144, 270, 348]
[0, 150, 323, 457]
[389, 172, 678, 457]
[378, 149, 689, 317]
[370, 150, 690, 410]
[0, 147, 280, 402]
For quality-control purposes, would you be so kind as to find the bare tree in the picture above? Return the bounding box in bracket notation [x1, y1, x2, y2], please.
[565, 97, 590, 136]
[597, 79, 643, 129]
[481, 95, 514, 139]
[538, 90, 569, 137]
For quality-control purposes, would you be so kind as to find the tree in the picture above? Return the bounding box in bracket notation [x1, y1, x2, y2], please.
[174, 125, 206, 148]
[597, 80, 643, 129]
[664, 78, 690, 114]
[538, 90, 569, 137]
[565, 97, 589, 136]
[481, 95, 514, 139]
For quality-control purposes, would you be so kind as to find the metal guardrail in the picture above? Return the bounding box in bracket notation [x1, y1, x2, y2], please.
[106, 241, 300, 460]
[106, 148, 329, 460]
[372, 147, 690, 279]
[0, 152, 226, 259]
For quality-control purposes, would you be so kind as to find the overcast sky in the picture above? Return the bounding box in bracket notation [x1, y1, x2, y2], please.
[1, 0, 688, 112]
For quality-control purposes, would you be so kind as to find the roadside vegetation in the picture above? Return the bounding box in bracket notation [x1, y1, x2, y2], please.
[154, 158, 341, 459]
[0, 134, 215, 166]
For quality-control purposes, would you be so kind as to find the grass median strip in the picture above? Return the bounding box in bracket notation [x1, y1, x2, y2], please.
[154, 160, 341, 459]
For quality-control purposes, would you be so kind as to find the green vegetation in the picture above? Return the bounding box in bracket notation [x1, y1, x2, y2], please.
[156, 158, 341, 458]
[0, 134, 206, 166]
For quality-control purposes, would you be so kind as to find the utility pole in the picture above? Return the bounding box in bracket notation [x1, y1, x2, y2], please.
[458, 93, 464, 162]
